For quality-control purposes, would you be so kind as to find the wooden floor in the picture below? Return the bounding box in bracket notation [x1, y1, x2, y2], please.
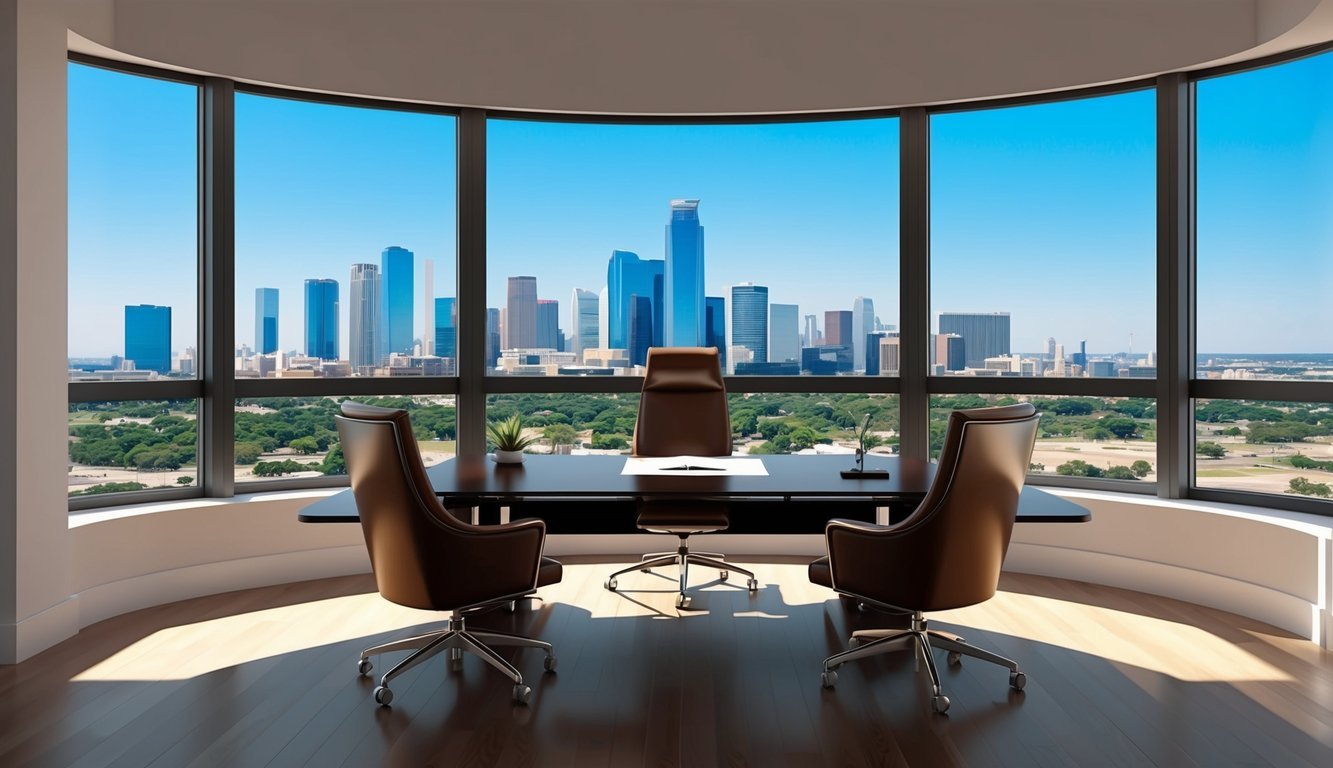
[1, 560, 1330, 768]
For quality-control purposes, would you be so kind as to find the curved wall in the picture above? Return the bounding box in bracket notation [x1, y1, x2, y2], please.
[69, 491, 1333, 650]
[66, 0, 1331, 114]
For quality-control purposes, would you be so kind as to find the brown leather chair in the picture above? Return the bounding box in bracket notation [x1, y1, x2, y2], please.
[336, 402, 561, 706]
[603, 347, 759, 608]
[808, 403, 1040, 714]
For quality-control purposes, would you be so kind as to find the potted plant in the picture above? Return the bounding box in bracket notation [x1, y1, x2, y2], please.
[487, 414, 535, 464]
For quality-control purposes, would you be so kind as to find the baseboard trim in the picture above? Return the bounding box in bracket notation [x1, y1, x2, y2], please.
[0, 594, 80, 664]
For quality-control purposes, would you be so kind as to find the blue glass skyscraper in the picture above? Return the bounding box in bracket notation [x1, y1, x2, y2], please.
[605, 250, 663, 350]
[537, 299, 561, 350]
[349, 263, 380, 370]
[434, 297, 456, 358]
[255, 287, 279, 354]
[729, 284, 768, 369]
[705, 296, 726, 370]
[664, 199, 704, 346]
[628, 295, 653, 367]
[124, 304, 171, 373]
[380, 246, 414, 357]
[304, 279, 339, 360]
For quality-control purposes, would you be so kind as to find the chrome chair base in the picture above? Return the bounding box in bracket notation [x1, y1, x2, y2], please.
[357, 610, 555, 707]
[819, 611, 1026, 714]
[605, 536, 758, 608]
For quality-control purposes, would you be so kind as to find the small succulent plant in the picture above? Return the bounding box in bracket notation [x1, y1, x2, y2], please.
[487, 414, 536, 453]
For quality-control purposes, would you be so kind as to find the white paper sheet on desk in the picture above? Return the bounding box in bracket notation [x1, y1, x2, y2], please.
[620, 456, 769, 476]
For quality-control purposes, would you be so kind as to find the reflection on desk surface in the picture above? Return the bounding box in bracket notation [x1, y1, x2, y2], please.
[621, 456, 770, 477]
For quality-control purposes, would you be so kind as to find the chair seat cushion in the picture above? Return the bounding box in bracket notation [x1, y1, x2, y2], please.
[537, 556, 563, 587]
[636, 501, 729, 533]
[808, 555, 832, 588]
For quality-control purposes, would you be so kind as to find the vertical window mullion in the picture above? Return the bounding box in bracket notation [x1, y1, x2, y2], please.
[1156, 73, 1191, 500]
[202, 77, 235, 496]
[898, 108, 930, 462]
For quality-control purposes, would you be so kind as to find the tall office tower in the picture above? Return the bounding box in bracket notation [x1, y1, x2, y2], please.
[1072, 339, 1088, 369]
[255, 287, 279, 354]
[768, 303, 800, 363]
[851, 297, 874, 372]
[570, 288, 599, 358]
[349, 263, 381, 370]
[536, 298, 561, 350]
[865, 332, 886, 375]
[802, 314, 818, 348]
[303, 279, 339, 360]
[879, 336, 902, 375]
[664, 199, 705, 346]
[379, 246, 414, 357]
[605, 250, 664, 349]
[1046, 336, 1057, 359]
[628, 295, 654, 367]
[935, 333, 965, 372]
[597, 287, 609, 350]
[938, 312, 1010, 369]
[124, 304, 171, 373]
[728, 283, 768, 373]
[421, 258, 434, 355]
[1053, 342, 1066, 376]
[434, 297, 456, 358]
[705, 296, 726, 370]
[824, 310, 853, 348]
[505, 276, 538, 349]
[485, 308, 501, 368]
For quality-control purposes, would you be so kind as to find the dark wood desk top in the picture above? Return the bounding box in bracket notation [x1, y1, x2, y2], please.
[298, 454, 1091, 524]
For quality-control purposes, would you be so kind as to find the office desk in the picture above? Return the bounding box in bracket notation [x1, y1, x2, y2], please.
[299, 454, 1091, 525]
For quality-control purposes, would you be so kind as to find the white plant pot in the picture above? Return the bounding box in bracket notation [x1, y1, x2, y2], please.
[493, 449, 525, 464]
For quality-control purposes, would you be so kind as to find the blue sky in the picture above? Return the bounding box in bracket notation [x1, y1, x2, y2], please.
[68, 52, 1330, 360]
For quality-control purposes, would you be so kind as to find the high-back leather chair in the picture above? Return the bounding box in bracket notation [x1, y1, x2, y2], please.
[808, 403, 1040, 714]
[337, 401, 562, 707]
[603, 347, 759, 608]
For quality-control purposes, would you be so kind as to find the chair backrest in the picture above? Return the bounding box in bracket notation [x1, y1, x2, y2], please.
[335, 401, 500, 610]
[632, 347, 732, 457]
[893, 403, 1039, 609]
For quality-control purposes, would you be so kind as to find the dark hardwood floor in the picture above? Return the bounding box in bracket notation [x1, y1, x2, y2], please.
[1, 560, 1329, 767]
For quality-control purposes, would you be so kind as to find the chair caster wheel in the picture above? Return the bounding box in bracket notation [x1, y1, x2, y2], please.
[746, 578, 759, 592]
[1010, 671, 1027, 691]
[543, 655, 557, 672]
[357, 658, 373, 676]
[605, 578, 617, 591]
[932, 694, 951, 714]
[512, 684, 532, 705]
[675, 594, 688, 609]
[719, 570, 729, 581]
[947, 651, 961, 666]
[821, 669, 838, 688]
[373, 686, 393, 706]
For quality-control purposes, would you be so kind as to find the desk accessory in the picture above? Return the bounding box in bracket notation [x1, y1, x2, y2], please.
[841, 413, 890, 479]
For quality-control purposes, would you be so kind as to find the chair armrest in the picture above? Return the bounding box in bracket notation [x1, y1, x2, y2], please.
[824, 517, 917, 600]
[424, 514, 549, 598]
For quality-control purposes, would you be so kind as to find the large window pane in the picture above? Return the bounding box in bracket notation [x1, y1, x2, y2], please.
[1196, 52, 1333, 380]
[1195, 399, 1333, 498]
[931, 91, 1156, 377]
[235, 96, 457, 378]
[930, 394, 1157, 481]
[68, 400, 197, 496]
[68, 64, 199, 380]
[487, 119, 899, 376]
[235, 396, 455, 483]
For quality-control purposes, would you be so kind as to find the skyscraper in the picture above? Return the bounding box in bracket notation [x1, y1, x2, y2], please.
[349, 263, 380, 370]
[485, 308, 501, 368]
[879, 336, 902, 375]
[421, 258, 434, 355]
[851, 297, 874, 372]
[255, 287, 278, 355]
[303, 279, 339, 360]
[570, 288, 599, 358]
[380, 246, 414, 357]
[768, 303, 800, 363]
[628, 295, 653, 367]
[536, 298, 561, 350]
[505, 276, 538, 349]
[825, 310, 853, 348]
[1072, 339, 1088, 369]
[434, 297, 456, 358]
[865, 332, 886, 375]
[664, 199, 705, 347]
[803, 314, 819, 348]
[124, 304, 171, 374]
[935, 333, 965, 372]
[605, 250, 663, 350]
[729, 283, 768, 372]
[705, 296, 726, 371]
[938, 312, 1010, 369]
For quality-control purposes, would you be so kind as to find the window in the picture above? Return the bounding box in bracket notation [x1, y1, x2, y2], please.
[1195, 399, 1333, 498]
[68, 400, 197, 496]
[486, 118, 899, 376]
[930, 91, 1156, 378]
[235, 94, 458, 378]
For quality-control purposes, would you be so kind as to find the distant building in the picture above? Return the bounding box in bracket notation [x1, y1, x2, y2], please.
[852, 297, 874, 372]
[705, 296, 726, 371]
[879, 336, 901, 375]
[1072, 339, 1088, 369]
[768, 303, 800, 363]
[628, 295, 654, 366]
[824, 310, 853, 348]
[537, 298, 561, 350]
[729, 283, 768, 373]
[570, 288, 599, 358]
[939, 312, 1010, 369]
[865, 332, 886, 375]
[1089, 359, 1117, 377]
[255, 287, 278, 354]
[934, 333, 965, 372]
[1053, 343, 1067, 376]
[485, 308, 501, 369]
[505, 276, 538, 349]
[434, 297, 456, 359]
[304, 279, 339, 361]
[664, 199, 705, 346]
[606, 250, 663, 350]
[734, 361, 801, 375]
[421, 258, 434, 355]
[380, 246, 414, 357]
[124, 304, 171, 374]
[802, 314, 819, 348]
[349, 263, 380, 370]
[803, 344, 853, 375]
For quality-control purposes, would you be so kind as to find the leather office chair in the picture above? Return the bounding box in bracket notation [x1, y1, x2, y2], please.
[604, 347, 759, 608]
[336, 402, 561, 706]
[808, 403, 1040, 714]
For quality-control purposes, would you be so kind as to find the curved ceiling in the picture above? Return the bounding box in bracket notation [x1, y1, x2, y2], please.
[66, 0, 1333, 114]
